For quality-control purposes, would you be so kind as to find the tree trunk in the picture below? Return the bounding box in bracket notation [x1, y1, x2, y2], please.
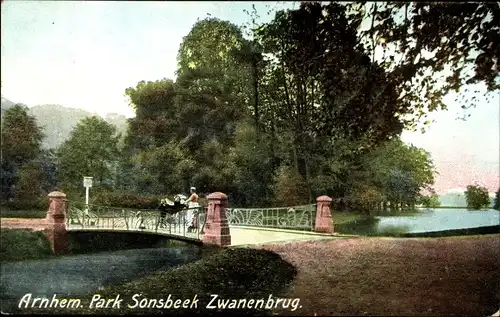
[252, 59, 260, 130]
[292, 143, 299, 175]
[303, 151, 313, 204]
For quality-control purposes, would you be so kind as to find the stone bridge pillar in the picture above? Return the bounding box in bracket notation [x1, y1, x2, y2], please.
[202, 192, 231, 246]
[44, 191, 69, 255]
[315, 195, 334, 234]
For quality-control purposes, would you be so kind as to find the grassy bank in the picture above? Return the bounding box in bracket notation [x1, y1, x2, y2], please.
[20, 248, 297, 316]
[432, 206, 496, 210]
[67, 231, 203, 254]
[0, 229, 208, 262]
[379, 225, 500, 237]
[0, 229, 54, 262]
[0, 207, 46, 218]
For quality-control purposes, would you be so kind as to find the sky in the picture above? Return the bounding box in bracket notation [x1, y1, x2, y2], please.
[1, 1, 499, 195]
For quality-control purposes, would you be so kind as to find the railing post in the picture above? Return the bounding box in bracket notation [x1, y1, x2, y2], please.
[203, 192, 231, 246]
[315, 195, 334, 234]
[44, 191, 69, 255]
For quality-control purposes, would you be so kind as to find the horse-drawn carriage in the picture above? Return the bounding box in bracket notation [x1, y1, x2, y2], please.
[158, 194, 202, 232]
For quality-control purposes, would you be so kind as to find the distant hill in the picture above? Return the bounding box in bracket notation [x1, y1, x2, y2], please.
[104, 113, 129, 138]
[1, 97, 128, 150]
[439, 193, 467, 207]
[1, 96, 16, 116]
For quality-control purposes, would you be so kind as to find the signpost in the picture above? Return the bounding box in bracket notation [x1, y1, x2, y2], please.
[83, 177, 93, 206]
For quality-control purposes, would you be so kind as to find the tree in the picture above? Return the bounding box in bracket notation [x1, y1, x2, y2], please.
[464, 184, 491, 210]
[348, 138, 437, 212]
[272, 165, 309, 207]
[172, 18, 255, 194]
[174, 18, 252, 151]
[0, 105, 44, 201]
[36, 149, 59, 193]
[226, 120, 274, 207]
[492, 188, 500, 211]
[350, 1, 499, 125]
[124, 79, 178, 150]
[249, 2, 422, 203]
[419, 194, 441, 209]
[122, 79, 181, 195]
[176, 17, 253, 111]
[56, 116, 120, 195]
[345, 183, 384, 215]
[13, 162, 44, 202]
[1, 105, 44, 164]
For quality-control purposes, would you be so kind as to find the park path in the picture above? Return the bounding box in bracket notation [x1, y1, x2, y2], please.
[257, 235, 500, 317]
[1, 218, 47, 231]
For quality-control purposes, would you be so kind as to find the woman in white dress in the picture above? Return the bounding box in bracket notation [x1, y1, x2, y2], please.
[185, 187, 200, 230]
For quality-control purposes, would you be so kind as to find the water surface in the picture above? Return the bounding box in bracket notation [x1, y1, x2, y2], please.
[336, 208, 500, 235]
[1, 246, 201, 312]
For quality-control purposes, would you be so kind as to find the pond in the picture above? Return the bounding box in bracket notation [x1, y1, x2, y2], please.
[0, 245, 202, 313]
[335, 208, 500, 236]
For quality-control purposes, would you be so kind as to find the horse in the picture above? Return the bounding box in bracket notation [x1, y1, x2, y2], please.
[157, 194, 187, 227]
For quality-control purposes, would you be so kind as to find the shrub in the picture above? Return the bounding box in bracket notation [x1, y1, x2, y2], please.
[347, 185, 384, 215]
[465, 184, 491, 210]
[273, 165, 309, 207]
[91, 191, 161, 209]
[0, 228, 54, 262]
[419, 194, 441, 208]
[2, 196, 48, 211]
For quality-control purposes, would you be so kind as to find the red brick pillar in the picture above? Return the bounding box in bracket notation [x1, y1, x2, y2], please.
[202, 192, 231, 246]
[315, 195, 334, 233]
[44, 191, 68, 254]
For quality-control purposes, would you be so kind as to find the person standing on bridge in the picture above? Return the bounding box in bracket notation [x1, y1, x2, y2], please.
[185, 187, 199, 230]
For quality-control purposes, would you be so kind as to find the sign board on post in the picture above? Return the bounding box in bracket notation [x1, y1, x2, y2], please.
[83, 177, 93, 188]
[83, 177, 93, 206]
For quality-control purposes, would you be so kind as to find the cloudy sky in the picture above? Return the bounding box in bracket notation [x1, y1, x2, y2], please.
[1, 1, 498, 194]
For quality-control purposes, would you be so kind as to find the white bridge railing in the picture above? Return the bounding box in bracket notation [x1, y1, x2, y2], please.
[66, 202, 206, 240]
[225, 204, 316, 231]
[66, 202, 317, 238]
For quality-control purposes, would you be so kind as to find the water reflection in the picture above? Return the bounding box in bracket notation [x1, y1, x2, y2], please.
[336, 209, 500, 235]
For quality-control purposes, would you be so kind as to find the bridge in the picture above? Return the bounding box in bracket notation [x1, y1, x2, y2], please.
[41, 191, 340, 254]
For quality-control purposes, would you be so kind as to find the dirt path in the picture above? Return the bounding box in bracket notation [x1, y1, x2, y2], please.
[1, 218, 47, 231]
[259, 236, 500, 317]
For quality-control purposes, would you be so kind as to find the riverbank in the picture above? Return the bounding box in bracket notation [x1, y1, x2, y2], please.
[0, 228, 208, 263]
[0, 228, 54, 262]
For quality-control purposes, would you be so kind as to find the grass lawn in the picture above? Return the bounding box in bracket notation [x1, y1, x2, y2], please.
[0, 228, 55, 262]
[331, 211, 367, 224]
[0, 207, 46, 218]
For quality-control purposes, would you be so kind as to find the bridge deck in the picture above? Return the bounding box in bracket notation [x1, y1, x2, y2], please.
[68, 224, 341, 246]
[229, 226, 340, 246]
